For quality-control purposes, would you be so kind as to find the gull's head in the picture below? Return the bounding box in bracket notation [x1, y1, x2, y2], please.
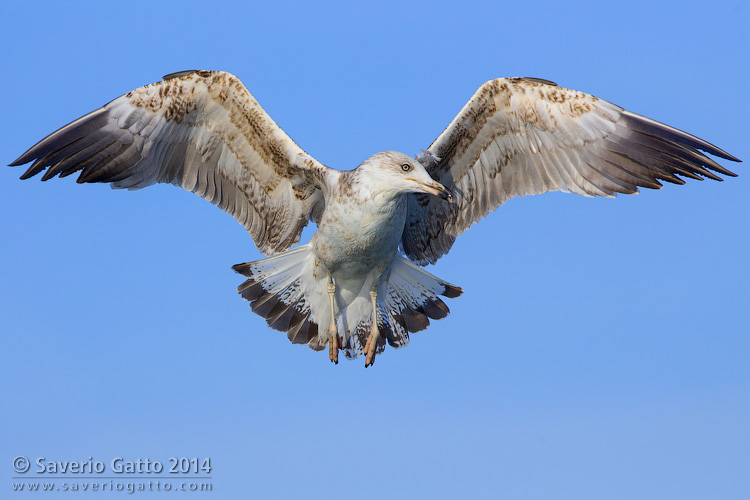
[358, 151, 452, 201]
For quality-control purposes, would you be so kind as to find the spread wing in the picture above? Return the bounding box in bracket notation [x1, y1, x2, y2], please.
[10, 70, 334, 255]
[402, 78, 740, 265]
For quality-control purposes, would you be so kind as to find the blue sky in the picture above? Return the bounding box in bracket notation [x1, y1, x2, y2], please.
[1, 1, 748, 499]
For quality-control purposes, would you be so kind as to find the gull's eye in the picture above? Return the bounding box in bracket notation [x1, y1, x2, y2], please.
[401, 163, 412, 172]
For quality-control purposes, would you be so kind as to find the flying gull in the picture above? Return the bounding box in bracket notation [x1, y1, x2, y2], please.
[10, 70, 740, 366]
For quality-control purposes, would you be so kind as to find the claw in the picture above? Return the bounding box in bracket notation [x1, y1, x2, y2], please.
[329, 330, 339, 365]
[364, 332, 378, 367]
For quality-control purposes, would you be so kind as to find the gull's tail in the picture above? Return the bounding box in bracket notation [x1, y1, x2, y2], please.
[345, 256, 463, 359]
[232, 244, 325, 350]
[232, 246, 462, 360]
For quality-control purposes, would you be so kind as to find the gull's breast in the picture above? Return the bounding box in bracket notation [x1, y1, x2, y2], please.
[312, 195, 407, 278]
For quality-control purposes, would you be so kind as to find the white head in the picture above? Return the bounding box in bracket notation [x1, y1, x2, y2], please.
[356, 151, 452, 201]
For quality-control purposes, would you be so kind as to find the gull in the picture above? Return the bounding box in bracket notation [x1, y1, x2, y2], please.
[10, 70, 740, 366]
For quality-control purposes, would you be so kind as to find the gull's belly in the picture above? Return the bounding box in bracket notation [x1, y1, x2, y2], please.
[312, 197, 406, 278]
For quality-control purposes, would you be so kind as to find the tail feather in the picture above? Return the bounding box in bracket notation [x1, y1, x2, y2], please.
[266, 301, 303, 332]
[232, 247, 462, 360]
[288, 318, 319, 346]
[343, 255, 462, 357]
[385, 256, 462, 334]
[232, 244, 323, 348]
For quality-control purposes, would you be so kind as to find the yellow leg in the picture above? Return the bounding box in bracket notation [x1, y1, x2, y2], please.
[327, 277, 338, 365]
[364, 289, 380, 367]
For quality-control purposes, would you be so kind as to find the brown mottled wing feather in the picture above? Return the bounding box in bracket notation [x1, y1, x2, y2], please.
[10, 70, 334, 255]
[403, 78, 740, 265]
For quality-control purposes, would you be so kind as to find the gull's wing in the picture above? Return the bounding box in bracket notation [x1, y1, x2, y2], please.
[10, 70, 335, 255]
[402, 78, 741, 265]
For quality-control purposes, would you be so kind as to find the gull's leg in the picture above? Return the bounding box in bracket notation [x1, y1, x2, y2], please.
[327, 276, 339, 364]
[364, 285, 380, 368]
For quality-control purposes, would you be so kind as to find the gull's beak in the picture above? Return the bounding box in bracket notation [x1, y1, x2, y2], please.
[408, 178, 453, 202]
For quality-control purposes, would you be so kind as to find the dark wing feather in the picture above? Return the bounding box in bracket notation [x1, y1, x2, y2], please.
[403, 78, 740, 265]
[10, 70, 335, 255]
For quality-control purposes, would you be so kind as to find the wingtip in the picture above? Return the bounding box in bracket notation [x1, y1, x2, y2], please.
[9, 151, 33, 167]
[726, 155, 741, 164]
[708, 150, 741, 164]
[18, 162, 43, 180]
[622, 110, 741, 166]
